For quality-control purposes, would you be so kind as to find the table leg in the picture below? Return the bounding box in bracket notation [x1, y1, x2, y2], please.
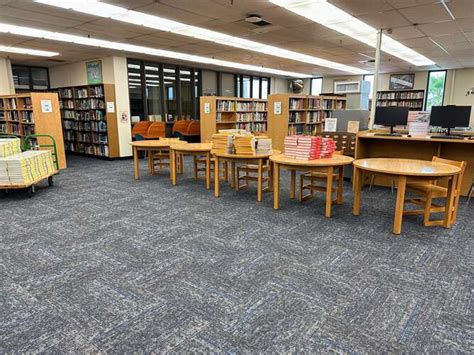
[179, 153, 184, 174]
[290, 169, 296, 199]
[214, 155, 220, 197]
[171, 150, 177, 185]
[273, 162, 280, 210]
[224, 161, 229, 182]
[148, 150, 155, 176]
[230, 161, 236, 188]
[393, 175, 407, 235]
[193, 156, 198, 179]
[337, 166, 344, 204]
[443, 174, 458, 228]
[257, 158, 263, 202]
[353, 167, 362, 215]
[325, 167, 334, 218]
[205, 152, 211, 190]
[133, 146, 140, 180]
[268, 159, 273, 191]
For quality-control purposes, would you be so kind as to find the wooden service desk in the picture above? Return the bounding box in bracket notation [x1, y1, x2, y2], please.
[130, 139, 187, 180]
[355, 131, 473, 195]
[170, 143, 213, 189]
[270, 153, 354, 217]
[213, 150, 279, 202]
[353, 158, 461, 235]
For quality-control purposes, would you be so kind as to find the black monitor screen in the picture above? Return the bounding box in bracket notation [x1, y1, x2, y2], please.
[374, 106, 409, 126]
[430, 106, 471, 128]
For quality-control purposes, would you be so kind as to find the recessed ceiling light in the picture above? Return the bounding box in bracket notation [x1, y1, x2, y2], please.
[0, 45, 58, 56]
[269, 0, 435, 66]
[0, 23, 311, 77]
[35, 0, 365, 74]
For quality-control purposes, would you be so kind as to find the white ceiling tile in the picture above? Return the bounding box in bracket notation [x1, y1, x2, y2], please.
[358, 10, 412, 29]
[388, 25, 425, 40]
[398, 3, 453, 23]
[385, 0, 439, 9]
[456, 18, 474, 32]
[418, 20, 461, 37]
[328, 0, 393, 16]
[445, 0, 474, 20]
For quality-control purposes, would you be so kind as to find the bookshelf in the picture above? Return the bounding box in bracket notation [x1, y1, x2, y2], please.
[0, 92, 67, 169]
[267, 94, 347, 151]
[56, 84, 119, 158]
[376, 90, 424, 110]
[200, 96, 268, 142]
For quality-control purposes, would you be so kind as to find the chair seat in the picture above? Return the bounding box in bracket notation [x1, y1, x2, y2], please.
[302, 171, 338, 178]
[407, 182, 447, 197]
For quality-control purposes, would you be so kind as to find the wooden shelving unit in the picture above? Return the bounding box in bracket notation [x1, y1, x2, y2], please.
[0, 92, 67, 169]
[267, 94, 347, 151]
[376, 89, 424, 110]
[200, 96, 268, 142]
[56, 84, 119, 158]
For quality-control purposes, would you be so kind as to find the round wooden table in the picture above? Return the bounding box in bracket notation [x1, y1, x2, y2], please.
[213, 150, 280, 202]
[353, 158, 461, 235]
[129, 139, 185, 180]
[170, 143, 213, 189]
[270, 153, 354, 217]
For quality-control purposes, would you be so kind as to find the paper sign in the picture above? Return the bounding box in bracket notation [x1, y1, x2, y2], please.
[106, 102, 115, 113]
[120, 111, 129, 123]
[41, 100, 52, 113]
[408, 121, 429, 136]
[324, 118, 338, 132]
[274, 101, 282, 115]
[204, 103, 211, 114]
[347, 121, 360, 133]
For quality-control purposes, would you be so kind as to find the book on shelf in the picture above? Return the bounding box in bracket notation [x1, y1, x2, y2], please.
[217, 100, 236, 112]
[289, 98, 304, 110]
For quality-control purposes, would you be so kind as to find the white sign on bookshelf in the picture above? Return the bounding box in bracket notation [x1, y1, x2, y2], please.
[40, 100, 52, 113]
[204, 103, 211, 114]
[106, 102, 115, 113]
[325, 118, 338, 132]
[274, 101, 282, 115]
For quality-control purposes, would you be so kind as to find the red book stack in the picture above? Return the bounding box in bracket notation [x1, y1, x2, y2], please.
[295, 136, 319, 160]
[318, 137, 337, 159]
[283, 136, 298, 158]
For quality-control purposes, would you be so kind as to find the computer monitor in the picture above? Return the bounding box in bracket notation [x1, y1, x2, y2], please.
[374, 107, 409, 134]
[430, 105, 471, 135]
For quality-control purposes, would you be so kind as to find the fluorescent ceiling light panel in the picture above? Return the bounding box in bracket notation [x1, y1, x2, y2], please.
[35, 0, 365, 74]
[0, 45, 58, 56]
[270, 0, 435, 66]
[0, 23, 310, 77]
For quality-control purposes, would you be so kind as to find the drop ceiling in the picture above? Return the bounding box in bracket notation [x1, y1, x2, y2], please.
[0, 0, 473, 76]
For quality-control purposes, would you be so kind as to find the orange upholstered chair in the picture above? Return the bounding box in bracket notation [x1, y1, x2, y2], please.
[132, 121, 152, 138]
[146, 122, 166, 139]
[185, 121, 200, 136]
[172, 120, 190, 136]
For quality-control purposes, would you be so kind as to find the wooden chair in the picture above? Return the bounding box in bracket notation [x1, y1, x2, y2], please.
[172, 120, 190, 136]
[299, 151, 344, 203]
[185, 121, 200, 136]
[150, 137, 182, 174]
[467, 181, 473, 204]
[236, 160, 271, 191]
[404, 156, 467, 227]
[132, 121, 152, 139]
[194, 156, 228, 181]
[146, 122, 166, 139]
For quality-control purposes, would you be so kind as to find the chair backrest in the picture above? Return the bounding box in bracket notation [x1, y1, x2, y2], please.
[172, 120, 190, 134]
[147, 122, 166, 139]
[132, 121, 152, 138]
[432, 156, 467, 192]
[135, 134, 145, 141]
[185, 120, 200, 136]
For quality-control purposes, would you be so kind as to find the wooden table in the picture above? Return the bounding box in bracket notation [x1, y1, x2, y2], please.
[213, 150, 279, 202]
[270, 153, 354, 217]
[170, 143, 213, 189]
[130, 140, 186, 180]
[353, 158, 461, 235]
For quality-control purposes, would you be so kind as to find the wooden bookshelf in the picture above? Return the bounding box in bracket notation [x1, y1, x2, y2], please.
[267, 94, 347, 151]
[200, 96, 268, 142]
[56, 84, 119, 158]
[0, 92, 67, 169]
[376, 89, 424, 110]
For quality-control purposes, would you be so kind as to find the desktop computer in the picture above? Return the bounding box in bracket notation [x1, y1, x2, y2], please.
[430, 105, 471, 139]
[373, 106, 409, 136]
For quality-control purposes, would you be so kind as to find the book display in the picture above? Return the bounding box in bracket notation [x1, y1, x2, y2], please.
[200, 97, 268, 142]
[376, 90, 424, 110]
[283, 135, 337, 160]
[56, 84, 119, 158]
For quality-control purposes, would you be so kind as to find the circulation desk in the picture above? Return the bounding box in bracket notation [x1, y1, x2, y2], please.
[355, 131, 474, 195]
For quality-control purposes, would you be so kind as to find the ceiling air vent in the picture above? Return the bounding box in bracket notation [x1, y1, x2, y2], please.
[244, 14, 271, 27]
[46, 59, 66, 63]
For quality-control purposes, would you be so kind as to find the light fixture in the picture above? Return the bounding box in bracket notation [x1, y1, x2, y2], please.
[440, 0, 456, 20]
[0, 45, 58, 56]
[35, 0, 365, 74]
[0, 23, 311, 78]
[269, 0, 435, 66]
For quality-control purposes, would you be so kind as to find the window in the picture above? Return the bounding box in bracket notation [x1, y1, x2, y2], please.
[179, 68, 192, 119]
[145, 64, 162, 119]
[261, 78, 269, 99]
[242, 76, 251, 98]
[310, 77, 322, 96]
[127, 61, 144, 120]
[252, 77, 260, 99]
[363, 74, 374, 98]
[235, 74, 270, 99]
[425, 70, 447, 111]
[12, 65, 50, 92]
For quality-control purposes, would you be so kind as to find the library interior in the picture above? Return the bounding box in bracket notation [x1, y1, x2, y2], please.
[1, 0, 474, 352]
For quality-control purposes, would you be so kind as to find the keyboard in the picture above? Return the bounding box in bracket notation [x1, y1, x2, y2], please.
[374, 133, 403, 137]
[430, 135, 465, 140]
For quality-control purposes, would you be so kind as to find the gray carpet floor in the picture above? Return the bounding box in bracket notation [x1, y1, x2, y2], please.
[1, 155, 473, 353]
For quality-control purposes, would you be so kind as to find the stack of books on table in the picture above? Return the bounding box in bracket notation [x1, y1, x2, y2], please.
[211, 133, 234, 154]
[234, 135, 255, 155]
[255, 137, 272, 155]
[318, 138, 337, 159]
[283, 136, 299, 158]
[0, 150, 55, 185]
[0, 138, 21, 158]
[295, 136, 319, 160]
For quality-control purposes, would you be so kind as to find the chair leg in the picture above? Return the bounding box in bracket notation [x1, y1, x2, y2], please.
[468, 183, 473, 204]
[299, 174, 304, 202]
[224, 161, 229, 182]
[193, 156, 198, 179]
[391, 180, 395, 195]
[369, 175, 375, 192]
[423, 192, 433, 226]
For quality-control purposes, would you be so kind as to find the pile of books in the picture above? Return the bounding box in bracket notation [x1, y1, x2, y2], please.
[211, 133, 234, 154]
[0, 150, 55, 185]
[283, 135, 337, 160]
[255, 137, 272, 155]
[234, 135, 255, 155]
[0, 138, 21, 158]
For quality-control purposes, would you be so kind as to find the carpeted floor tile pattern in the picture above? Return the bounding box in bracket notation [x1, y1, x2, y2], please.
[1, 155, 473, 353]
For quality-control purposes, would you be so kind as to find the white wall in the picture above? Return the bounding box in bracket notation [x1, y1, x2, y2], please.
[201, 70, 217, 96]
[445, 68, 474, 125]
[49, 55, 132, 157]
[0, 57, 15, 95]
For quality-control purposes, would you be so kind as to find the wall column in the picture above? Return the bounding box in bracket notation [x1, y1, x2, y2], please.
[0, 57, 15, 95]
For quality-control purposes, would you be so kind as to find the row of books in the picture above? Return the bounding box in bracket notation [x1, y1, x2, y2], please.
[60, 100, 75, 109]
[1, 97, 33, 110]
[0, 123, 6, 133]
[58, 86, 105, 99]
[217, 100, 236, 112]
[65, 142, 109, 157]
[75, 99, 105, 110]
[236, 122, 267, 132]
[377, 91, 424, 100]
[290, 98, 304, 110]
[308, 111, 329, 123]
[284, 135, 336, 160]
[289, 112, 305, 123]
[58, 88, 73, 99]
[63, 110, 106, 121]
[377, 100, 423, 108]
[63, 120, 107, 132]
[64, 131, 108, 145]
